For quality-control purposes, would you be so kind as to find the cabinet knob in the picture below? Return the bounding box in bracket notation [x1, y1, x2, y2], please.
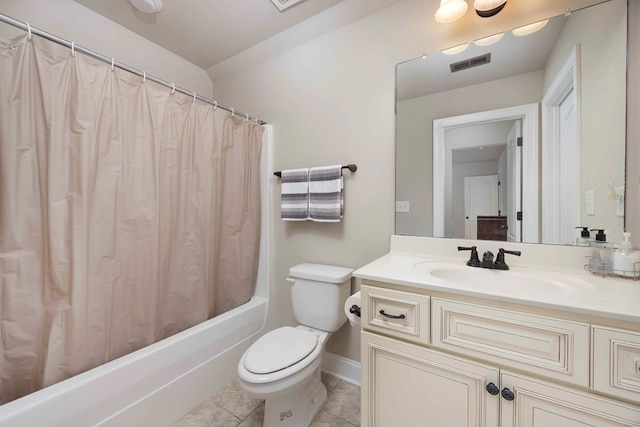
[501, 387, 515, 401]
[486, 383, 499, 395]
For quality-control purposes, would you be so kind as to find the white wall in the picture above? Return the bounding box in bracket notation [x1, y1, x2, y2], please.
[0, 0, 212, 96]
[543, 0, 626, 241]
[209, 0, 593, 363]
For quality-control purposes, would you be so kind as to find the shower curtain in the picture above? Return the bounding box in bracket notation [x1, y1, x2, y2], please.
[0, 34, 264, 404]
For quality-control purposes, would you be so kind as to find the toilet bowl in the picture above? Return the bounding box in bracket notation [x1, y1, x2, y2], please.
[237, 263, 353, 427]
[238, 326, 329, 426]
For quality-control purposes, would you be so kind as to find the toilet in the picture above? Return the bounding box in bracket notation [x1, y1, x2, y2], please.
[237, 263, 353, 427]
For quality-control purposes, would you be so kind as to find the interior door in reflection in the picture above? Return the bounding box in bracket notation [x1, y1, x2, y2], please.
[464, 175, 499, 239]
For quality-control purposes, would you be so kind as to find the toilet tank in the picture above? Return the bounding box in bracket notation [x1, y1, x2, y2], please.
[289, 263, 353, 332]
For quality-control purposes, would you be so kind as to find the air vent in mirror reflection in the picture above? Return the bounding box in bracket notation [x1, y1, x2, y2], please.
[450, 53, 491, 73]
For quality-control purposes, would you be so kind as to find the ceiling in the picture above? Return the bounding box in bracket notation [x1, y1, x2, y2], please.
[396, 13, 566, 101]
[72, 0, 403, 69]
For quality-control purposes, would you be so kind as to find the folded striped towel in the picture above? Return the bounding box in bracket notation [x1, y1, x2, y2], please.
[281, 168, 309, 221]
[309, 165, 343, 222]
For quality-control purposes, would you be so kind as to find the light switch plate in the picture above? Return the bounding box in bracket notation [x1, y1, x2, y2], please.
[585, 191, 594, 216]
[396, 201, 410, 213]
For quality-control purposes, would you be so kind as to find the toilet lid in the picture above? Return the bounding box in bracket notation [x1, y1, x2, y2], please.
[244, 327, 319, 375]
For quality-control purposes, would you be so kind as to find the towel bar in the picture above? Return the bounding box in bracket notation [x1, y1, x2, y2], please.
[274, 164, 357, 177]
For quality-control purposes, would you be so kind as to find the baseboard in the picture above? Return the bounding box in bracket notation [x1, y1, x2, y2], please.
[321, 352, 360, 386]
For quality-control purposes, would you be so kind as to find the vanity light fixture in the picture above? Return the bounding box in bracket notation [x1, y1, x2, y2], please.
[434, 0, 469, 24]
[512, 19, 549, 36]
[442, 43, 469, 55]
[128, 0, 163, 14]
[474, 32, 504, 46]
[474, 0, 507, 18]
[435, 0, 508, 23]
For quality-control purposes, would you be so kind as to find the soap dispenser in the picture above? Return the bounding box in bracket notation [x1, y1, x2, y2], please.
[575, 227, 590, 247]
[612, 232, 640, 278]
[590, 229, 607, 247]
[589, 229, 611, 272]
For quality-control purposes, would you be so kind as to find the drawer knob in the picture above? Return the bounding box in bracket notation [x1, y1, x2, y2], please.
[486, 383, 499, 395]
[379, 309, 406, 320]
[501, 388, 515, 401]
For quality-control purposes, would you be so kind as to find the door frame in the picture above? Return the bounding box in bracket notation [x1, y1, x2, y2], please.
[541, 46, 581, 244]
[433, 103, 539, 242]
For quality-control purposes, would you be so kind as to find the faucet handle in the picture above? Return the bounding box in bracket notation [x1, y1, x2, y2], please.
[458, 246, 481, 267]
[494, 248, 522, 270]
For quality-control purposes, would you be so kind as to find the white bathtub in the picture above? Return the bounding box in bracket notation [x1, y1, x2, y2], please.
[0, 126, 273, 427]
[0, 296, 268, 427]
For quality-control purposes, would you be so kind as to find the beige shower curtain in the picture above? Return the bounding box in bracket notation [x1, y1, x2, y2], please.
[0, 34, 263, 404]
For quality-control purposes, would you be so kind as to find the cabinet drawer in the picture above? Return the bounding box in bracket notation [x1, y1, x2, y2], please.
[432, 298, 589, 387]
[361, 285, 430, 345]
[592, 326, 640, 403]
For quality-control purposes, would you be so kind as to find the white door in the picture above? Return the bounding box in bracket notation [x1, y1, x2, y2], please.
[507, 121, 522, 242]
[464, 175, 499, 239]
[559, 89, 579, 245]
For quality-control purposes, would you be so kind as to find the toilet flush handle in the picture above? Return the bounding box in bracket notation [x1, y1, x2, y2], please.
[286, 277, 295, 284]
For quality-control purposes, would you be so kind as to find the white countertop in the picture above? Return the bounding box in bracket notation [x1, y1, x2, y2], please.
[354, 237, 640, 324]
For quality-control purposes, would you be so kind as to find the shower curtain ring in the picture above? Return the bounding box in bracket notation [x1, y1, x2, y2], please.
[25, 22, 32, 41]
[213, 100, 218, 110]
[170, 83, 176, 94]
[111, 58, 115, 71]
[230, 108, 235, 117]
[71, 41, 76, 57]
[192, 92, 197, 102]
[244, 113, 249, 122]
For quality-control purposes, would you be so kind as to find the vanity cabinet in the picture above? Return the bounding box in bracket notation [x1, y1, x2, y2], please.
[362, 331, 499, 427]
[360, 283, 640, 427]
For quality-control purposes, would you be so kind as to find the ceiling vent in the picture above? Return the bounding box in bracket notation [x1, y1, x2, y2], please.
[450, 53, 491, 73]
[270, 0, 307, 11]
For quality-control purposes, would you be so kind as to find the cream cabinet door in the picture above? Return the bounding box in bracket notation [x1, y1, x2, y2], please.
[361, 331, 499, 427]
[500, 371, 640, 427]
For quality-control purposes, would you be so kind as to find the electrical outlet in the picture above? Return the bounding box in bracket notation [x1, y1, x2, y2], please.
[585, 191, 594, 216]
[395, 201, 410, 213]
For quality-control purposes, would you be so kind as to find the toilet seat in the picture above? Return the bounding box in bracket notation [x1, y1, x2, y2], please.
[244, 326, 318, 374]
[239, 326, 323, 384]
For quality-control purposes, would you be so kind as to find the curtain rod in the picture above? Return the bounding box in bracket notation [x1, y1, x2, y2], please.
[0, 12, 268, 126]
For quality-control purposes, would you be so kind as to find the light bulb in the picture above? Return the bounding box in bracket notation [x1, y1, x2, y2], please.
[435, 0, 469, 24]
[513, 19, 549, 36]
[474, 32, 504, 46]
[442, 43, 469, 55]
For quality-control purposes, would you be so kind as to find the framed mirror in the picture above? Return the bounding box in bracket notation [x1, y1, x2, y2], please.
[395, 0, 627, 245]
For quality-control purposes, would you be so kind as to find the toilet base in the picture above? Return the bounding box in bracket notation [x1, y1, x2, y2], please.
[262, 365, 326, 427]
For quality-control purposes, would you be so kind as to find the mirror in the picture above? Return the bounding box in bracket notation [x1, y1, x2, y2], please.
[395, 0, 627, 245]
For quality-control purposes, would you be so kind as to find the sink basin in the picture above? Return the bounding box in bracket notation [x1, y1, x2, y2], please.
[414, 261, 595, 294]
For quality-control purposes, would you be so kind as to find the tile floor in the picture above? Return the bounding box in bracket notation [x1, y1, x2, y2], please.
[171, 372, 360, 427]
